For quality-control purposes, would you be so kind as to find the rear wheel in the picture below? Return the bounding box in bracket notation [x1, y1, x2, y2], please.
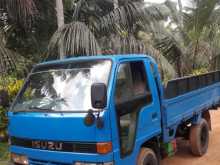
[137, 148, 158, 165]
[189, 119, 209, 156]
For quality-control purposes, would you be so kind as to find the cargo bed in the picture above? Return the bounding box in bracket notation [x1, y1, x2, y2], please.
[162, 71, 220, 142]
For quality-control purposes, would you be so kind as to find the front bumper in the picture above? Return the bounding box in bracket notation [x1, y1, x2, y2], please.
[10, 145, 114, 165]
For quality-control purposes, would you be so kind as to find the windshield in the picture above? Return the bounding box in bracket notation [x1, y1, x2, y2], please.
[11, 60, 112, 112]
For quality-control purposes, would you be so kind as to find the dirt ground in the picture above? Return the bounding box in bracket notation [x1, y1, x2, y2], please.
[162, 109, 220, 165]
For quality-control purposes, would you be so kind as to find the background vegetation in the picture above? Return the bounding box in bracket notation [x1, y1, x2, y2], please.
[0, 142, 9, 161]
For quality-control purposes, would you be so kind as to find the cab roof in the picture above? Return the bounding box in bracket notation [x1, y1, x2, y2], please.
[36, 54, 154, 67]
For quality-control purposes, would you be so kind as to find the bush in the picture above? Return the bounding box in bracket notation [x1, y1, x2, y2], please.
[0, 106, 8, 142]
[0, 76, 24, 141]
[0, 90, 9, 107]
[191, 68, 208, 76]
[0, 77, 24, 100]
[0, 142, 9, 160]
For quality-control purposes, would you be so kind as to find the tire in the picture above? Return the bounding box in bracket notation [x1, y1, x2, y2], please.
[137, 148, 158, 165]
[189, 119, 209, 156]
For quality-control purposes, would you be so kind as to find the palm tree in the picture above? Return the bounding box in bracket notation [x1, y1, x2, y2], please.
[0, 0, 38, 77]
[2, 0, 220, 81]
[0, 32, 16, 79]
[155, 0, 220, 76]
[47, 0, 177, 79]
[0, 0, 58, 76]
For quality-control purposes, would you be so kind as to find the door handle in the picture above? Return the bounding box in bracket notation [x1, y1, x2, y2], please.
[152, 112, 158, 119]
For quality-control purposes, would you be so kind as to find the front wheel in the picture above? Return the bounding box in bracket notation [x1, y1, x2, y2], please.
[137, 148, 158, 165]
[189, 119, 209, 156]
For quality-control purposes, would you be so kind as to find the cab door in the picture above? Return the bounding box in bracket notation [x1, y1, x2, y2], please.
[112, 60, 161, 165]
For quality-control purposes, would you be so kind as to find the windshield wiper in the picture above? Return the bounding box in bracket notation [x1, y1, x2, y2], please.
[12, 107, 54, 114]
[28, 106, 54, 112]
[12, 108, 102, 114]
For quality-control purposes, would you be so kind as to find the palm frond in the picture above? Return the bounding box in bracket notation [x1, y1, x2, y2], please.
[137, 31, 176, 79]
[98, 2, 169, 34]
[5, 0, 38, 28]
[144, 2, 170, 21]
[209, 7, 220, 24]
[100, 31, 176, 80]
[212, 53, 220, 70]
[154, 30, 184, 76]
[184, 0, 218, 35]
[164, 0, 181, 26]
[156, 36, 182, 61]
[0, 32, 31, 79]
[47, 21, 101, 58]
[184, 41, 212, 71]
[72, 0, 86, 21]
[0, 33, 16, 76]
[100, 34, 146, 54]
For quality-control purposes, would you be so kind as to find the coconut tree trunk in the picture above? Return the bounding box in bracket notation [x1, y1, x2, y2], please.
[56, 0, 65, 59]
[113, 0, 119, 9]
[192, 39, 199, 69]
[178, 0, 183, 28]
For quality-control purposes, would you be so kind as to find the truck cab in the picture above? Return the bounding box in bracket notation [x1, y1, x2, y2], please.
[8, 55, 163, 165]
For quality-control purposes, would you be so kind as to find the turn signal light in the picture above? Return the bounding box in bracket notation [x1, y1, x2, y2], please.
[96, 142, 112, 154]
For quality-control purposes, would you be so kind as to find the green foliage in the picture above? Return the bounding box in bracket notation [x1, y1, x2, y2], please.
[0, 106, 7, 139]
[0, 75, 24, 103]
[47, 0, 178, 81]
[6, 79, 24, 100]
[0, 0, 57, 65]
[48, 22, 101, 58]
[154, 0, 220, 76]
[0, 142, 9, 161]
[191, 68, 209, 76]
[0, 76, 24, 141]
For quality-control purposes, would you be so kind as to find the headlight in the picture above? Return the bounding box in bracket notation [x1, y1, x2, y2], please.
[11, 153, 29, 165]
[75, 162, 113, 165]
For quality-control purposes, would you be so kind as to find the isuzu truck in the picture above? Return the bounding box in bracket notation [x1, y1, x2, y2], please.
[7, 54, 220, 165]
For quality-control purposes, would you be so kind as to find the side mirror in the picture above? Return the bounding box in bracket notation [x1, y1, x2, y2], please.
[0, 90, 9, 108]
[91, 83, 107, 109]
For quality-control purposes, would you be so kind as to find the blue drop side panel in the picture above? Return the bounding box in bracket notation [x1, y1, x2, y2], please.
[162, 83, 220, 142]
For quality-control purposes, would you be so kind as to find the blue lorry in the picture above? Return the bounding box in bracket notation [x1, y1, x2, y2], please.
[6, 54, 220, 165]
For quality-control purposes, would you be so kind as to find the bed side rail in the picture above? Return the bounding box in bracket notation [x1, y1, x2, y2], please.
[164, 71, 220, 99]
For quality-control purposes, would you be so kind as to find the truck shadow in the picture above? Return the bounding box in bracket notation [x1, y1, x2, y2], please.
[161, 139, 198, 165]
[173, 139, 195, 158]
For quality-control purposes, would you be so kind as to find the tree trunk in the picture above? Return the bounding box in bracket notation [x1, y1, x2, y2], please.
[178, 0, 183, 28]
[192, 39, 199, 70]
[113, 0, 119, 9]
[56, 0, 65, 59]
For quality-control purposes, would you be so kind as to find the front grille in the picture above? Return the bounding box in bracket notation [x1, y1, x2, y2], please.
[10, 136, 97, 153]
[29, 158, 71, 165]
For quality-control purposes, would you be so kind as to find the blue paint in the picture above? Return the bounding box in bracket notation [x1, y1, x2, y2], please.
[8, 54, 220, 164]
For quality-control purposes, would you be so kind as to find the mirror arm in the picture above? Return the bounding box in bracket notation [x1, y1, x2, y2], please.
[96, 111, 104, 129]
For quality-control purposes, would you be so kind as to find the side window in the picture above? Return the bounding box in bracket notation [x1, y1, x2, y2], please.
[115, 61, 152, 104]
[115, 63, 133, 104]
[131, 61, 149, 96]
[114, 61, 152, 157]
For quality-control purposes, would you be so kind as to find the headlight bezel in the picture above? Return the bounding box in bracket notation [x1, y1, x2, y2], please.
[11, 153, 29, 165]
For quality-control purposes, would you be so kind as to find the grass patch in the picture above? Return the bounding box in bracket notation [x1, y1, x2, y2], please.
[0, 142, 9, 161]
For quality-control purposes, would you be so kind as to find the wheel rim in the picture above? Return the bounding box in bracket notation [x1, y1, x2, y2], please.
[201, 125, 208, 147]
